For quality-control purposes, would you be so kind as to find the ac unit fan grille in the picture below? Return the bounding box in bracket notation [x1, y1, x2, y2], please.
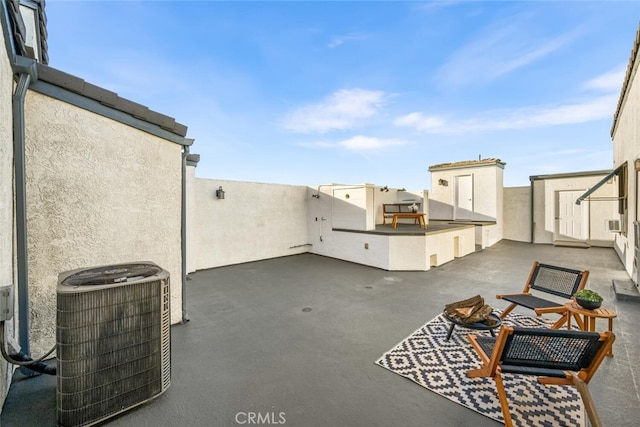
[57, 270, 170, 427]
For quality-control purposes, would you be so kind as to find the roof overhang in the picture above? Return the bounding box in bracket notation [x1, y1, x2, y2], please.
[576, 164, 625, 205]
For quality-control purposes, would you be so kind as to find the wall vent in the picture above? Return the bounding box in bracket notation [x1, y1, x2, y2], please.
[56, 262, 171, 427]
[605, 219, 622, 232]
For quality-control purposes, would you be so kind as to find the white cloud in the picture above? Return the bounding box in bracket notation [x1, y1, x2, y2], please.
[393, 113, 446, 131]
[298, 135, 405, 151]
[328, 32, 368, 48]
[415, 0, 465, 14]
[394, 94, 618, 134]
[281, 89, 388, 133]
[436, 18, 580, 86]
[338, 136, 405, 151]
[583, 65, 626, 92]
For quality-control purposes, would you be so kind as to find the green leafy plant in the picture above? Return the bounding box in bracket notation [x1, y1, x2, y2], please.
[574, 289, 603, 302]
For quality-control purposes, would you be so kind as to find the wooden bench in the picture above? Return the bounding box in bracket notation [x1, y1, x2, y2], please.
[382, 203, 421, 225]
[496, 261, 589, 328]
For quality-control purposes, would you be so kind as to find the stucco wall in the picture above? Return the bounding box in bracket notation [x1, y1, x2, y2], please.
[429, 170, 455, 220]
[504, 186, 532, 242]
[24, 91, 184, 355]
[612, 45, 640, 278]
[307, 185, 474, 271]
[532, 175, 616, 246]
[410, 226, 475, 270]
[0, 17, 15, 408]
[194, 179, 309, 270]
[429, 164, 503, 222]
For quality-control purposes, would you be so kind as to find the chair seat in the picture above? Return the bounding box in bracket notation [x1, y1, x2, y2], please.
[501, 294, 563, 310]
[501, 365, 567, 378]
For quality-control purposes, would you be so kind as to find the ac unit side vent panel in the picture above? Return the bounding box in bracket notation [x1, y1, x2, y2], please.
[606, 219, 622, 232]
[57, 263, 170, 427]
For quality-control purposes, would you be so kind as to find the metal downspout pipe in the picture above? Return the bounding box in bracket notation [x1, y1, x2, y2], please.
[12, 57, 37, 362]
[181, 142, 192, 323]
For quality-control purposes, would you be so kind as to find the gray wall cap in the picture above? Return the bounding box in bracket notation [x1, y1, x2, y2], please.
[186, 153, 201, 166]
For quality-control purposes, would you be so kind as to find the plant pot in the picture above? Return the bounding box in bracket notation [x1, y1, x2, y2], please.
[576, 297, 602, 310]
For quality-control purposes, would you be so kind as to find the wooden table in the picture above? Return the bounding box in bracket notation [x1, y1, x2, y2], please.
[391, 212, 427, 229]
[564, 301, 617, 356]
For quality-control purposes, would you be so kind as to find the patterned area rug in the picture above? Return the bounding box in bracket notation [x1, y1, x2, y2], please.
[376, 313, 585, 427]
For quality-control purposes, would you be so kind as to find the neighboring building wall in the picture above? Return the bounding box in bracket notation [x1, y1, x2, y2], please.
[194, 179, 309, 270]
[0, 13, 14, 409]
[428, 159, 504, 223]
[531, 173, 616, 246]
[504, 186, 532, 242]
[611, 26, 640, 279]
[24, 91, 184, 355]
[428, 159, 505, 250]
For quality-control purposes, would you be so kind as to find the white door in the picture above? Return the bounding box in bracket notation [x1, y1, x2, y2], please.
[557, 190, 588, 241]
[455, 175, 473, 220]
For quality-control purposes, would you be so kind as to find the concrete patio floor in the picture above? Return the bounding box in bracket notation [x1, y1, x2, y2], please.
[2, 240, 639, 426]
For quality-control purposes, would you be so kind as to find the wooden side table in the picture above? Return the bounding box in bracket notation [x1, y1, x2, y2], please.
[564, 301, 617, 356]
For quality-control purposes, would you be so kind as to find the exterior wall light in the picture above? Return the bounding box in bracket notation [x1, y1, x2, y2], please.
[438, 179, 448, 186]
[215, 186, 225, 199]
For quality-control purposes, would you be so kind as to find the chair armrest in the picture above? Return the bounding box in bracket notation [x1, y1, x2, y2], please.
[496, 292, 531, 299]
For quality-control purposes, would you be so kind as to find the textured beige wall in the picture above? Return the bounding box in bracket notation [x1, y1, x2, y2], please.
[24, 91, 183, 355]
[429, 164, 503, 222]
[195, 179, 309, 270]
[0, 22, 15, 408]
[532, 175, 616, 246]
[504, 186, 532, 242]
[612, 48, 640, 276]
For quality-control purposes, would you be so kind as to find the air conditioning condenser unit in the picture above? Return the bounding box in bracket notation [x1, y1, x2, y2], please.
[56, 262, 171, 427]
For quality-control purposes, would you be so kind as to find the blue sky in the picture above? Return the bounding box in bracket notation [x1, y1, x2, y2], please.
[44, 1, 640, 189]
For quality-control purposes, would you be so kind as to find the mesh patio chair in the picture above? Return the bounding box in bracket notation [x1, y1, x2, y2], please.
[496, 261, 589, 328]
[467, 325, 615, 427]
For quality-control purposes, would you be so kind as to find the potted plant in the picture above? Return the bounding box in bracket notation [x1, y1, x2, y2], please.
[574, 289, 603, 310]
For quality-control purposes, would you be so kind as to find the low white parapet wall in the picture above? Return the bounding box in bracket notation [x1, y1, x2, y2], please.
[193, 178, 310, 270]
[191, 180, 476, 272]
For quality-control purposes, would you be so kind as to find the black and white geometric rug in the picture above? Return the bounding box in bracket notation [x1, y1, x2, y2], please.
[376, 313, 585, 427]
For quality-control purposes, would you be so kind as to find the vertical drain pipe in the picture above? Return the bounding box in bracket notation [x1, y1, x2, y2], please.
[180, 142, 193, 323]
[12, 57, 37, 361]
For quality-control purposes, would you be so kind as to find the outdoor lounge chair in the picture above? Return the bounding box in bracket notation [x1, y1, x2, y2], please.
[496, 261, 589, 328]
[467, 325, 615, 427]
